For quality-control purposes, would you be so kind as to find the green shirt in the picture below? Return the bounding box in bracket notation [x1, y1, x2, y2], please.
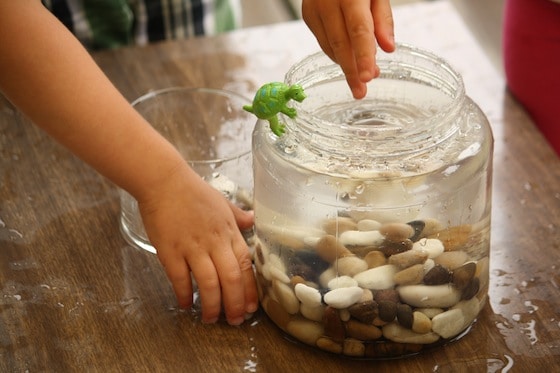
[41, 0, 241, 50]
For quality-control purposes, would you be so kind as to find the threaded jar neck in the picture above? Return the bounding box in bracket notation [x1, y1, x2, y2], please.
[281, 44, 466, 173]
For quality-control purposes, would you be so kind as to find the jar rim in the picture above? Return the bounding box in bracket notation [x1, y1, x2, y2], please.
[282, 44, 467, 157]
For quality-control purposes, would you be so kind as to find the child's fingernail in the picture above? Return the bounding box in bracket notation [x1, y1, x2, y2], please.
[359, 71, 369, 82]
[228, 316, 245, 326]
[202, 317, 218, 324]
[247, 302, 258, 313]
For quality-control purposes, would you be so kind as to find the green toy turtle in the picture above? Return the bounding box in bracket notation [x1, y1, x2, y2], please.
[243, 82, 306, 136]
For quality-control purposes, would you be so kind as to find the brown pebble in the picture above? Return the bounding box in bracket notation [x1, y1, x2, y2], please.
[288, 261, 317, 283]
[343, 338, 365, 357]
[421, 218, 444, 237]
[412, 311, 432, 334]
[388, 249, 429, 269]
[423, 264, 451, 285]
[379, 223, 415, 242]
[374, 289, 400, 304]
[262, 297, 291, 329]
[364, 250, 387, 268]
[369, 340, 411, 358]
[323, 306, 346, 343]
[322, 217, 358, 236]
[315, 235, 352, 263]
[345, 319, 383, 340]
[348, 301, 378, 324]
[428, 224, 472, 251]
[378, 239, 413, 256]
[393, 264, 425, 286]
[407, 220, 426, 242]
[348, 245, 377, 258]
[290, 275, 306, 287]
[461, 277, 480, 300]
[316, 337, 343, 354]
[378, 300, 397, 322]
[396, 303, 414, 329]
[372, 317, 388, 326]
[452, 262, 477, 290]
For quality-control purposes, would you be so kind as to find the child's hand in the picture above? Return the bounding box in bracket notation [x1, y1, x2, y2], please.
[302, 0, 395, 99]
[137, 163, 258, 326]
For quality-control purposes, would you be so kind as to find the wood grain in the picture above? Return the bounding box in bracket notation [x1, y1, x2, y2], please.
[1, 2, 559, 371]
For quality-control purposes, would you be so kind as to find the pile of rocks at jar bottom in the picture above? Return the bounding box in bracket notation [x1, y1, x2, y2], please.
[254, 217, 489, 358]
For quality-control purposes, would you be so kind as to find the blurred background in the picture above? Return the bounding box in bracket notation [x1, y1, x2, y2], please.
[241, 0, 505, 73]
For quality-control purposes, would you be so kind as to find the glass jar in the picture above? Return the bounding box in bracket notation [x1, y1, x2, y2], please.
[252, 44, 493, 358]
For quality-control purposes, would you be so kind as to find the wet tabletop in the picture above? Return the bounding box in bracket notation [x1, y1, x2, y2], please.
[1, 1, 559, 372]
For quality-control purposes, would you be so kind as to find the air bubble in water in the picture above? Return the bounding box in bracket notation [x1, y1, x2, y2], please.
[355, 184, 365, 195]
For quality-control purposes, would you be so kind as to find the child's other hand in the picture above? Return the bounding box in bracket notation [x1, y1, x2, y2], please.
[137, 164, 258, 326]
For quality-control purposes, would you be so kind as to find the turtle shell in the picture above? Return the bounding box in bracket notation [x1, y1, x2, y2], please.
[251, 82, 290, 118]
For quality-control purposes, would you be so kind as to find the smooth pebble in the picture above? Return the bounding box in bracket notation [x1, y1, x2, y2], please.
[286, 319, 324, 346]
[357, 219, 382, 231]
[388, 249, 429, 269]
[398, 284, 461, 308]
[382, 322, 440, 344]
[431, 308, 465, 338]
[327, 275, 358, 289]
[412, 238, 445, 258]
[354, 265, 398, 290]
[294, 283, 322, 307]
[339, 230, 384, 247]
[337, 256, 368, 277]
[300, 303, 325, 322]
[323, 286, 363, 309]
[272, 280, 300, 314]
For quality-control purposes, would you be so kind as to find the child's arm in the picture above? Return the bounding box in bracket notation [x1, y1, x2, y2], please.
[0, 0, 257, 325]
[302, 0, 395, 98]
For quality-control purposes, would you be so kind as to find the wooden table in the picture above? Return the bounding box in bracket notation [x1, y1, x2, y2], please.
[1, 1, 559, 371]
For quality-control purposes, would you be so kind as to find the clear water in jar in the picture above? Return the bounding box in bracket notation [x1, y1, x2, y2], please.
[252, 78, 491, 358]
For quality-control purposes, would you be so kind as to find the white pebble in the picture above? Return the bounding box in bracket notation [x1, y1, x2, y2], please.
[431, 308, 465, 338]
[353, 264, 398, 290]
[260, 262, 272, 281]
[398, 284, 461, 308]
[413, 238, 445, 258]
[268, 253, 286, 272]
[339, 230, 384, 247]
[260, 223, 325, 249]
[294, 283, 322, 307]
[319, 267, 337, 288]
[269, 266, 290, 284]
[327, 275, 358, 289]
[452, 298, 480, 330]
[357, 219, 382, 231]
[323, 286, 363, 309]
[423, 258, 435, 274]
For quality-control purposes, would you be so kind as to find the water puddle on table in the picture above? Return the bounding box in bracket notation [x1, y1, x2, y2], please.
[433, 354, 514, 372]
[488, 265, 560, 359]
